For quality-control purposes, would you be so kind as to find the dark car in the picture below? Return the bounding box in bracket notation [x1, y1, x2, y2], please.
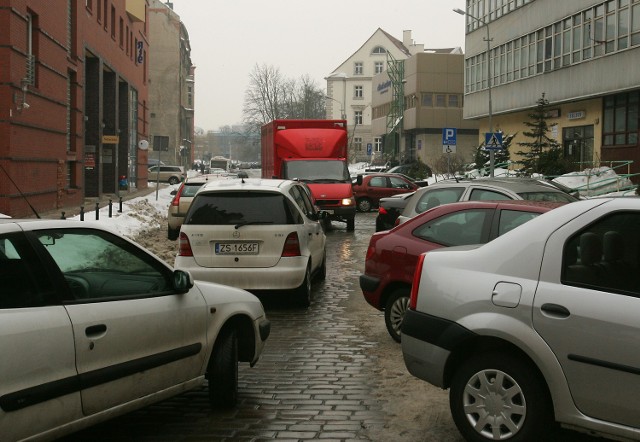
[360, 200, 565, 342]
[352, 173, 419, 212]
[375, 191, 415, 231]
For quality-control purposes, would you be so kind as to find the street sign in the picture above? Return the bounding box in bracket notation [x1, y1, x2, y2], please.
[484, 132, 503, 150]
[442, 128, 457, 146]
[366, 143, 372, 155]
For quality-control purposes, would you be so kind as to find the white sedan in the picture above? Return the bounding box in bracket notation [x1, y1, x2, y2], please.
[0, 219, 270, 441]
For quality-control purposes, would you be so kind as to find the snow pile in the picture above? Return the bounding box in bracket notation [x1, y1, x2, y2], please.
[554, 167, 635, 196]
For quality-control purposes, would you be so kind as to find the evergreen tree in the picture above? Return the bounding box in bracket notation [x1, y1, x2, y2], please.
[472, 132, 514, 176]
[515, 93, 561, 175]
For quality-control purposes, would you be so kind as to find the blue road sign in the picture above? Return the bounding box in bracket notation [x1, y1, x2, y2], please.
[484, 132, 503, 150]
[366, 143, 372, 155]
[442, 128, 457, 146]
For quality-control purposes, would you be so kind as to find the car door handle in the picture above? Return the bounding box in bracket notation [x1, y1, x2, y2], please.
[85, 324, 107, 337]
[540, 303, 570, 318]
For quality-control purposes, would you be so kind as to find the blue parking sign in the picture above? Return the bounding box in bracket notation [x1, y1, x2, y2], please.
[366, 143, 372, 155]
[442, 128, 457, 146]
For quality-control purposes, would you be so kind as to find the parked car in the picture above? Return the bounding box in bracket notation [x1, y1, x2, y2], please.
[352, 173, 419, 212]
[402, 197, 640, 441]
[168, 174, 219, 240]
[375, 191, 415, 231]
[148, 165, 186, 185]
[361, 200, 564, 342]
[0, 219, 270, 441]
[397, 177, 578, 224]
[175, 179, 327, 307]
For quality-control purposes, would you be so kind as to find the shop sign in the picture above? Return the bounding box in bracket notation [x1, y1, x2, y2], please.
[568, 111, 586, 120]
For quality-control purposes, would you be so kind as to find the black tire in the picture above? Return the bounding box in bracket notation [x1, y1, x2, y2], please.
[316, 250, 327, 280]
[357, 198, 372, 212]
[293, 265, 311, 307]
[167, 225, 179, 241]
[207, 328, 238, 408]
[346, 217, 355, 231]
[168, 176, 179, 185]
[449, 352, 554, 442]
[384, 288, 410, 343]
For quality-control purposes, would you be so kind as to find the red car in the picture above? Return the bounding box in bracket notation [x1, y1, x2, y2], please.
[352, 173, 419, 212]
[359, 200, 565, 342]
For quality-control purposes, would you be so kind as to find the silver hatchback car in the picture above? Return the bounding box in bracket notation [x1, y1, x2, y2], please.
[402, 197, 640, 441]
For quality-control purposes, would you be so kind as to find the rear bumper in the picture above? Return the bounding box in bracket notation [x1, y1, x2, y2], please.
[175, 256, 308, 291]
[359, 274, 383, 309]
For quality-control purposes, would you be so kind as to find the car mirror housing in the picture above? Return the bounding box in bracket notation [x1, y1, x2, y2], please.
[173, 269, 194, 293]
[356, 175, 363, 186]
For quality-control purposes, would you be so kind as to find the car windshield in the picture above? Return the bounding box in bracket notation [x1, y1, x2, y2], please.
[517, 191, 576, 203]
[185, 192, 299, 225]
[284, 160, 350, 182]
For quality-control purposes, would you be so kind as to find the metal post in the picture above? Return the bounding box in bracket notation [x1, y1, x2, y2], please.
[95, 202, 100, 220]
[80, 206, 84, 221]
[108, 199, 113, 218]
[118, 196, 123, 213]
[61, 211, 65, 220]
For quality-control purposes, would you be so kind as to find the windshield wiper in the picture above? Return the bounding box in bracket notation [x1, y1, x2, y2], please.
[234, 221, 274, 229]
[310, 178, 343, 183]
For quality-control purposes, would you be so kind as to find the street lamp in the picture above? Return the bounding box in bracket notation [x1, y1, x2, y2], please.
[325, 95, 346, 120]
[454, 8, 495, 177]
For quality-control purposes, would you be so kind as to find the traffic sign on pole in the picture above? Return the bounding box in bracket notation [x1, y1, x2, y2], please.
[442, 128, 457, 146]
[484, 132, 503, 150]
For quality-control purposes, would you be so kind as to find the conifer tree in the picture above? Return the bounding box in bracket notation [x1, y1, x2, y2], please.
[515, 93, 561, 175]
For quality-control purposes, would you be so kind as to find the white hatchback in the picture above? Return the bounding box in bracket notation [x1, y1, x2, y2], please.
[175, 178, 327, 307]
[0, 219, 270, 441]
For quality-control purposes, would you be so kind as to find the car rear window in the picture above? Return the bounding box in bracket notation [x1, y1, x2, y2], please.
[185, 192, 300, 225]
[181, 183, 205, 197]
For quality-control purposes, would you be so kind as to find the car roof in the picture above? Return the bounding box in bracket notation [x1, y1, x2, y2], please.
[197, 178, 293, 193]
[420, 177, 572, 193]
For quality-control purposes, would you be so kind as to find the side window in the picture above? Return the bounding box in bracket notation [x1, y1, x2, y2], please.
[469, 188, 512, 201]
[390, 177, 410, 189]
[0, 233, 54, 308]
[289, 186, 312, 218]
[562, 212, 640, 295]
[415, 188, 464, 214]
[34, 228, 172, 301]
[296, 185, 316, 216]
[369, 177, 387, 188]
[498, 210, 541, 236]
[413, 209, 491, 246]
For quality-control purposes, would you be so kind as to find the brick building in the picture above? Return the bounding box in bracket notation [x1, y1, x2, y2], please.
[0, 0, 150, 217]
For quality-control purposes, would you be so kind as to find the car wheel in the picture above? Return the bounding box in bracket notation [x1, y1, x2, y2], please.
[167, 225, 179, 241]
[293, 265, 312, 308]
[317, 250, 327, 280]
[207, 328, 238, 408]
[384, 288, 409, 343]
[168, 176, 179, 185]
[357, 198, 372, 212]
[346, 217, 355, 232]
[449, 352, 554, 442]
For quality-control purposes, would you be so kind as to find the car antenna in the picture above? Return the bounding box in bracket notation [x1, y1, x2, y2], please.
[0, 163, 40, 218]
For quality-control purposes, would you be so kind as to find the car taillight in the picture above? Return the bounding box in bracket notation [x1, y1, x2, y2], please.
[178, 232, 193, 256]
[171, 184, 185, 206]
[409, 253, 426, 310]
[281, 232, 301, 257]
[378, 206, 388, 215]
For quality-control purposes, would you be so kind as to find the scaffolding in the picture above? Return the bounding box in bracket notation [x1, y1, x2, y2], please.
[385, 52, 404, 161]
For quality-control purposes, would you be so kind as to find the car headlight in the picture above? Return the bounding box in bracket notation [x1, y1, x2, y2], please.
[341, 198, 355, 206]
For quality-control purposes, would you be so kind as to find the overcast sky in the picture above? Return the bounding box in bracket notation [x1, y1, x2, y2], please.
[169, 0, 466, 132]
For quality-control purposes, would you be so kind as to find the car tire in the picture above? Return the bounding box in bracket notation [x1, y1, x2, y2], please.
[384, 288, 409, 343]
[449, 352, 554, 442]
[168, 176, 180, 185]
[357, 198, 372, 212]
[317, 250, 327, 280]
[207, 328, 238, 408]
[346, 217, 355, 232]
[294, 265, 312, 308]
[167, 225, 179, 241]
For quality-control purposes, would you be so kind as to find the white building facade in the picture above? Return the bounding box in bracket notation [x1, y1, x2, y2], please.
[461, 0, 640, 179]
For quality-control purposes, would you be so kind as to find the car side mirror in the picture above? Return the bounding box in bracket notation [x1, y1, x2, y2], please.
[356, 175, 363, 186]
[173, 269, 194, 294]
[170, 189, 177, 195]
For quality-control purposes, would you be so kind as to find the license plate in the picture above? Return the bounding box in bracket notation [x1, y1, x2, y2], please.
[215, 242, 259, 255]
[324, 210, 334, 215]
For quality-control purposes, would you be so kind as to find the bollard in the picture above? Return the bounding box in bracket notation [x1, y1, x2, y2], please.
[95, 202, 100, 220]
[108, 199, 113, 218]
[80, 206, 84, 221]
[118, 196, 123, 213]
[61, 211, 66, 220]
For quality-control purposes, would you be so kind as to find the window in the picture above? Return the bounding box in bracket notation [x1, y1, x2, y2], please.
[415, 188, 465, 214]
[86, 0, 93, 11]
[498, 210, 540, 236]
[435, 94, 446, 107]
[468, 188, 511, 201]
[354, 62, 363, 75]
[103, 0, 108, 30]
[354, 85, 363, 98]
[562, 212, 640, 295]
[354, 110, 363, 125]
[374, 137, 382, 152]
[111, 6, 116, 38]
[369, 177, 387, 188]
[422, 93, 433, 107]
[25, 12, 37, 86]
[413, 210, 491, 247]
[374, 61, 384, 74]
[353, 137, 362, 151]
[97, 0, 102, 22]
[119, 17, 124, 47]
[186, 193, 298, 226]
[448, 95, 459, 107]
[372, 46, 386, 54]
[603, 91, 639, 146]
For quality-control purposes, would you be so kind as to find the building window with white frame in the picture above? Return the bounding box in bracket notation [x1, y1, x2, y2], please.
[354, 62, 363, 75]
[374, 61, 384, 74]
[354, 85, 363, 99]
[374, 137, 382, 152]
[354, 111, 363, 125]
[353, 137, 363, 152]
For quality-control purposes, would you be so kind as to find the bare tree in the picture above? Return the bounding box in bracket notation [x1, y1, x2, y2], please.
[243, 65, 325, 132]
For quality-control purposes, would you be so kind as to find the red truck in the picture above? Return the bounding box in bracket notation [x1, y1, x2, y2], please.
[261, 119, 356, 231]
